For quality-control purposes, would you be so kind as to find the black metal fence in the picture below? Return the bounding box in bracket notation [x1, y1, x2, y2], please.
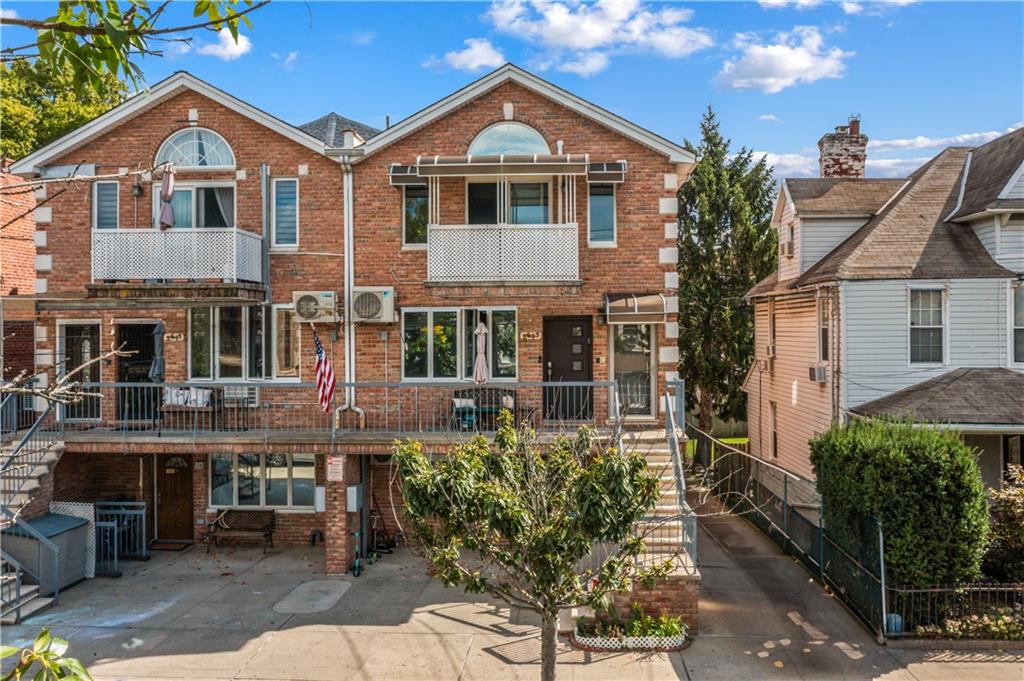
[95, 501, 149, 560]
[886, 584, 1024, 638]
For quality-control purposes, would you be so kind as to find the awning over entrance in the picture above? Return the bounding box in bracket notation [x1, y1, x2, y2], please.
[389, 157, 628, 184]
[605, 293, 671, 324]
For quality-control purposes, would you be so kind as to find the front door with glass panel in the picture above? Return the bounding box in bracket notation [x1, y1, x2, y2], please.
[156, 454, 193, 541]
[60, 324, 101, 421]
[612, 324, 655, 418]
[543, 317, 593, 420]
[117, 323, 159, 422]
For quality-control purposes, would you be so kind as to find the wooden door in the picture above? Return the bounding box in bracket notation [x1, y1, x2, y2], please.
[543, 317, 593, 420]
[157, 454, 193, 541]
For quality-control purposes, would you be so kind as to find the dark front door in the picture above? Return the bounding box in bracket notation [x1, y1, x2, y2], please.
[61, 324, 101, 421]
[543, 317, 593, 420]
[156, 454, 193, 541]
[117, 324, 159, 422]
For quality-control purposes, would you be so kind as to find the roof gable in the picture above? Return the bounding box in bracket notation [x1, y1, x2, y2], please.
[947, 127, 1024, 220]
[10, 72, 328, 174]
[352, 64, 694, 164]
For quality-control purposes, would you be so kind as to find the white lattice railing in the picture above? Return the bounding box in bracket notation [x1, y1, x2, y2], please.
[92, 228, 263, 283]
[427, 223, 579, 282]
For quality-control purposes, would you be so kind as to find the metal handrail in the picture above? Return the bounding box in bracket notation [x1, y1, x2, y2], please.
[0, 507, 61, 603]
[0, 547, 25, 622]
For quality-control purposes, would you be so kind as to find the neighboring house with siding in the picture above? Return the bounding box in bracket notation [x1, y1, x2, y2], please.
[745, 120, 1024, 487]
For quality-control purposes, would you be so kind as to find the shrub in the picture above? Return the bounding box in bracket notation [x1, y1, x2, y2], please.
[915, 605, 1024, 640]
[983, 464, 1024, 582]
[810, 420, 988, 587]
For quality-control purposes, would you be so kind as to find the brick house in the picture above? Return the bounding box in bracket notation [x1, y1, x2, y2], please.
[745, 119, 1024, 486]
[1, 161, 38, 384]
[3, 65, 694, 587]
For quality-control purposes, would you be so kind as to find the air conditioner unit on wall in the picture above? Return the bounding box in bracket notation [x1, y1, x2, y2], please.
[351, 287, 396, 323]
[781, 241, 794, 257]
[809, 365, 827, 383]
[293, 291, 339, 323]
[766, 342, 777, 358]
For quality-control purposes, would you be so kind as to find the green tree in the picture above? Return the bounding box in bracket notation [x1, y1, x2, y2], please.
[676, 106, 776, 456]
[1, 1, 266, 94]
[983, 464, 1024, 582]
[393, 413, 671, 681]
[0, 59, 129, 159]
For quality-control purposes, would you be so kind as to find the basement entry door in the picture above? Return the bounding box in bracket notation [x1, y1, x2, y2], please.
[157, 454, 193, 541]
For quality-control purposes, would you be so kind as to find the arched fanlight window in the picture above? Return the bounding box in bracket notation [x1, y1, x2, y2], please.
[468, 122, 550, 156]
[155, 128, 235, 168]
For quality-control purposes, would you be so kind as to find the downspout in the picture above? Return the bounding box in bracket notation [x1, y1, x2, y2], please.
[336, 155, 364, 422]
[260, 163, 272, 304]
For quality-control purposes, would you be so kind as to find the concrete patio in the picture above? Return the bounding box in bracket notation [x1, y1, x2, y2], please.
[1, 521, 1021, 680]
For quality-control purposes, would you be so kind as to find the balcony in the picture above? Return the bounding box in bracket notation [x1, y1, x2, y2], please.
[91, 228, 263, 283]
[426, 223, 579, 283]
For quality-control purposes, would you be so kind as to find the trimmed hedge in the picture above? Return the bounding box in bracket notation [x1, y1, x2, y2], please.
[810, 420, 988, 588]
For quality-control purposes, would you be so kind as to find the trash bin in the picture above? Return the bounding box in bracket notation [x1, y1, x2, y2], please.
[2, 513, 89, 595]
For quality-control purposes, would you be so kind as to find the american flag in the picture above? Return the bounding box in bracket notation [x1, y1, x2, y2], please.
[312, 326, 336, 413]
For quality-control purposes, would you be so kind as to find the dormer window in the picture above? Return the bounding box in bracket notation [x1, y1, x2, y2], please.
[156, 128, 235, 169]
[468, 122, 549, 156]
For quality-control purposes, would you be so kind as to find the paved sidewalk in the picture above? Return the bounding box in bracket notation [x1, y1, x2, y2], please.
[0, 522, 1020, 680]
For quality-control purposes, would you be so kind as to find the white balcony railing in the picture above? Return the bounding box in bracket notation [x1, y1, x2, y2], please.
[92, 228, 263, 283]
[426, 223, 579, 283]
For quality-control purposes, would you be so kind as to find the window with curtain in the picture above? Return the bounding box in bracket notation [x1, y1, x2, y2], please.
[909, 289, 944, 364]
[94, 181, 119, 229]
[588, 184, 615, 243]
[159, 185, 234, 228]
[404, 185, 428, 244]
[156, 128, 235, 168]
[273, 179, 298, 247]
[208, 453, 317, 508]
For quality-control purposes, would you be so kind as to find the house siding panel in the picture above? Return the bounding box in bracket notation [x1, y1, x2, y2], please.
[778, 206, 800, 282]
[841, 278, 1013, 408]
[1001, 218, 1024, 271]
[800, 218, 867, 274]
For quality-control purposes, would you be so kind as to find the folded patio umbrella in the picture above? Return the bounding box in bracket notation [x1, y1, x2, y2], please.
[148, 322, 165, 382]
[158, 165, 175, 229]
[473, 322, 489, 384]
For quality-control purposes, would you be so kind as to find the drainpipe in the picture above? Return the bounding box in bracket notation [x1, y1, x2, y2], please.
[335, 156, 364, 422]
[260, 163, 272, 303]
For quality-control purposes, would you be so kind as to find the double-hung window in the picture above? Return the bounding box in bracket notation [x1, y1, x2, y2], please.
[272, 178, 298, 248]
[402, 308, 517, 380]
[817, 297, 830, 363]
[588, 183, 615, 245]
[403, 185, 428, 245]
[157, 184, 235, 229]
[188, 305, 299, 380]
[209, 452, 315, 508]
[909, 289, 944, 364]
[94, 181, 119, 229]
[1013, 286, 1024, 364]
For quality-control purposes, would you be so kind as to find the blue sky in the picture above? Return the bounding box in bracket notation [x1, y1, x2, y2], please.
[3, 1, 1022, 178]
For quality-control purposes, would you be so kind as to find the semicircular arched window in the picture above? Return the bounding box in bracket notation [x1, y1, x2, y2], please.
[155, 128, 236, 169]
[468, 122, 550, 156]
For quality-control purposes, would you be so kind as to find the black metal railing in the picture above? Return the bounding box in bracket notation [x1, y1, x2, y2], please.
[885, 583, 1024, 638]
[94, 521, 121, 578]
[95, 501, 148, 560]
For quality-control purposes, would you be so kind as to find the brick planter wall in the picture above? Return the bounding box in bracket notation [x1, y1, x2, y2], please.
[614, 572, 701, 633]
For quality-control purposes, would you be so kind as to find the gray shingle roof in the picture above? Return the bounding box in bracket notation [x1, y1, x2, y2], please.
[786, 178, 906, 216]
[797, 147, 1014, 286]
[299, 112, 380, 147]
[948, 126, 1024, 220]
[851, 368, 1024, 425]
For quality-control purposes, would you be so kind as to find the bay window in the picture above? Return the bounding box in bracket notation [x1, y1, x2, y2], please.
[208, 453, 316, 508]
[909, 289, 944, 364]
[403, 308, 517, 380]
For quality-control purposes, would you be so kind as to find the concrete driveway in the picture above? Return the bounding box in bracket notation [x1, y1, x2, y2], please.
[1, 520, 1020, 681]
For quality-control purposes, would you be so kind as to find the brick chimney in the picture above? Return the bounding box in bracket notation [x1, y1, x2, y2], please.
[818, 115, 867, 178]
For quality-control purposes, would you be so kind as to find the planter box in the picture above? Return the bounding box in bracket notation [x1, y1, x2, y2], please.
[570, 626, 687, 652]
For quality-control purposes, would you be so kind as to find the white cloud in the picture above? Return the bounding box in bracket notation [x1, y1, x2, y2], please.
[484, 0, 712, 76]
[425, 38, 506, 72]
[272, 50, 299, 70]
[351, 30, 376, 46]
[716, 26, 853, 94]
[1, 8, 18, 19]
[840, 2, 863, 14]
[865, 156, 930, 177]
[196, 28, 252, 61]
[756, 151, 818, 178]
[759, 114, 783, 123]
[868, 122, 1024, 151]
[758, 0, 822, 9]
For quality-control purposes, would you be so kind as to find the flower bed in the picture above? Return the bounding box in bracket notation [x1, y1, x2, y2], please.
[570, 606, 688, 652]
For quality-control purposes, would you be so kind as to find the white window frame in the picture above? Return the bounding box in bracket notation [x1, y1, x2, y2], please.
[609, 323, 657, 419]
[188, 306, 288, 382]
[400, 307, 518, 381]
[1011, 284, 1024, 366]
[816, 296, 830, 364]
[463, 176, 554, 225]
[271, 177, 299, 250]
[155, 127, 236, 171]
[907, 286, 948, 367]
[769, 400, 778, 459]
[271, 303, 301, 381]
[92, 181, 119, 230]
[56, 319, 103, 422]
[587, 182, 617, 248]
[402, 184, 429, 249]
[207, 452, 316, 509]
[151, 180, 237, 229]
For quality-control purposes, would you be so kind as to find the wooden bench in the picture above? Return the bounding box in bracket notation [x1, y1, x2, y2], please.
[205, 509, 275, 553]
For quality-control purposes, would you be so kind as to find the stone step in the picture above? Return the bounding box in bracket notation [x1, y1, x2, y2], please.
[0, 594, 54, 625]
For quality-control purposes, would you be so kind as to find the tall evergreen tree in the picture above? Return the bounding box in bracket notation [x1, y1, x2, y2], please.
[676, 106, 777, 455]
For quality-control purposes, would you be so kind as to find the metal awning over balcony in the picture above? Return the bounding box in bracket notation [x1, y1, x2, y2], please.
[605, 293, 672, 324]
[389, 157, 628, 184]
[92, 227, 263, 283]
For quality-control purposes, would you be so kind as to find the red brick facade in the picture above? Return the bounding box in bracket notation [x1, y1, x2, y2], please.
[0, 164, 36, 297]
